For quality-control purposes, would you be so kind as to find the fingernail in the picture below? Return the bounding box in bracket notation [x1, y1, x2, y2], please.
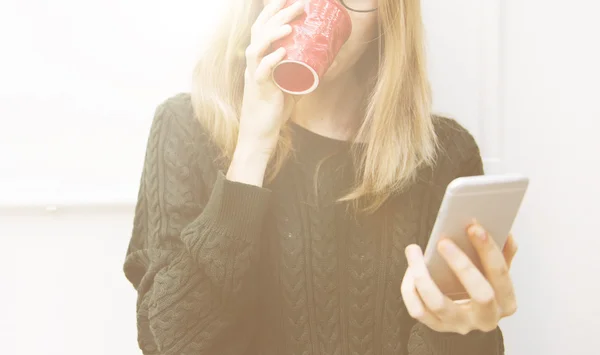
[470, 224, 487, 241]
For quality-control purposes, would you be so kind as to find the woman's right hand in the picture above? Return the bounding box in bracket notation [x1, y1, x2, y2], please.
[236, 0, 306, 154]
[228, 0, 306, 186]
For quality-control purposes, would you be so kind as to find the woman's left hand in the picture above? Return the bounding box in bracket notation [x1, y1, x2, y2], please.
[401, 223, 519, 335]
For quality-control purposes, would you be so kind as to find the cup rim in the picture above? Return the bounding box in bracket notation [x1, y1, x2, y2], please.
[272, 60, 320, 95]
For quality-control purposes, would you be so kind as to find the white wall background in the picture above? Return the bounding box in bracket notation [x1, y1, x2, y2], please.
[1, 0, 599, 354]
[0, 0, 225, 206]
[499, 1, 600, 354]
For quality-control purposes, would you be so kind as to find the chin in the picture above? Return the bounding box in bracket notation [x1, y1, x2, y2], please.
[322, 62, 345, 82]
[321, 70, 337, 83]
[322, 54, 364, 83]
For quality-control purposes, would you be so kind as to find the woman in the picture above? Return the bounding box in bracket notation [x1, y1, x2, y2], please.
[123, 0, 519, 354]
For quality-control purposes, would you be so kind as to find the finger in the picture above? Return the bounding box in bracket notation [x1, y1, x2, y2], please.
[266, 0, 306, 27]
[254, 0, 288, 27]
[437, 239, 500, 330]
[251, 24, 293, 63]
[437, 239, 496, 304]
[255, 47, 287, 82]
[401, 267, 443, 329]
[405, 244, 458, 321]
[245, 25, 291, 72]
[467, 224, 518, 317]
[503, 234, 518, 268]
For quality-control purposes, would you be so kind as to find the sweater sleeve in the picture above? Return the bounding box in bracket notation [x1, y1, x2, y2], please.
[123, 101, 270, 355]
[407, 324, 505, 355]
[407, 137, 505, 355]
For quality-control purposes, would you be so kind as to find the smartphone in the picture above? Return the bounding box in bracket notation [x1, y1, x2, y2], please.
[423, 174, 529, 300]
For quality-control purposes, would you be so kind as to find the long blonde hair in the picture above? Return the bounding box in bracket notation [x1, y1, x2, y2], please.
[191, 0, 438, 213]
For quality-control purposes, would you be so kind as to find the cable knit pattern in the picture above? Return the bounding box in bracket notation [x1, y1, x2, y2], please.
[123, 93, 506, 355]
[346, 214, 377, 355]
[304, 165, 343, 355]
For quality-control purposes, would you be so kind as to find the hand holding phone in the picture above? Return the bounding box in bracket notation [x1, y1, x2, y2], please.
[423, 174, 529, 300]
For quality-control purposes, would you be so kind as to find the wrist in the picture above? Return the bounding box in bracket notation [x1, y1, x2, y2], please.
[235, 133, 279, 154]
[226, 144, 273, 187]
[234, 139, 275, 159]
[231, 147, 271, 168]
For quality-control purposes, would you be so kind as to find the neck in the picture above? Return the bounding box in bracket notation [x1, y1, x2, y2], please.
[291, 70, 365, 141]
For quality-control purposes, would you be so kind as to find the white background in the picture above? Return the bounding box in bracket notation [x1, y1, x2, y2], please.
[1, 0, 599, 354]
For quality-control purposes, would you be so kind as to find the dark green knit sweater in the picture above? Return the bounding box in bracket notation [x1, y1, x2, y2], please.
[123, 93, 504, 355]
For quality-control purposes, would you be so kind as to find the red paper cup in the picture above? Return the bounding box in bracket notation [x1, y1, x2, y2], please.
[271, 0, 352, 95]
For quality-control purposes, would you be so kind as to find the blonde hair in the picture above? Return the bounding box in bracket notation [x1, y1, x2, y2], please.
[191, 0, 438, 214]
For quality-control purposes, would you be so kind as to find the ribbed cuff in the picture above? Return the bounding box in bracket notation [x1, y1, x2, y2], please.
[408, 323, 503, 355]
[199, 170, 272, 237]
